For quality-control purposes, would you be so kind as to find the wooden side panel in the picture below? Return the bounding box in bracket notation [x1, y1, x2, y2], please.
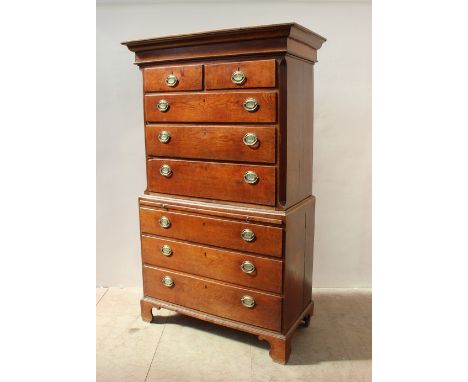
[284, 57, 314, 208]
[302, 197, 315, 307]
[145, 125, 276, 164]
[141, 235, 283, 293]
[282, 199, 312, 332]
[143, 265, 282, 331]
[147, 158, 276, 206]
[143, 64, 202, 92]
[205, 59, 276, 89]
[139, 206, 283, 257]
[144, 91, 277, 123]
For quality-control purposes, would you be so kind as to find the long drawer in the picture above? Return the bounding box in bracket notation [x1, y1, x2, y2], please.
[141, 235, 283, 293]
[144, 91, 277, 123]
[143, 265, 282, 331]
[145, 125, 276, 164]
[139, 207, 283, 257]
[147, 158, 276, 206]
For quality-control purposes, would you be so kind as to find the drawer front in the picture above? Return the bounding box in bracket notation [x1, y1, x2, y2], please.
[143, 64, 202, 92]
[141, 235, 283, 293]
[205, 59, 276, 89]
[143, 265, 282, 331]
[144, 91, 276, 123]
[139, 207, 283, 257]
[147, 159, 276, 206]
[146, 125, 276, 164]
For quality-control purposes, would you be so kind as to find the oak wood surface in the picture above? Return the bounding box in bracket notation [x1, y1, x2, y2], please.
[147, 158, 276, 206]
[205, 59, 276, 89]
[143, 64, 202, 92]
[139, 206, 283, 257]
[143, 265, 282, 331]
[282, 198, 310, 331]
[144, 91, 277, 123]
[141, 234, 283, 293]
[145, 124, 276, 164]
[282, 56, 314, 208]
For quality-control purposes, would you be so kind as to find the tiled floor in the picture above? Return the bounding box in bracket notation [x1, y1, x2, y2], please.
[96, 288, 371, 382]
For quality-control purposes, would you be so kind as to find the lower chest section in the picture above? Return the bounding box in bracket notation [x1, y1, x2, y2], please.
[139, 196, 315, 334]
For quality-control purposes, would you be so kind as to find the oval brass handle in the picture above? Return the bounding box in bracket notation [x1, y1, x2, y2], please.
[158, 130, 171, 143]
[159, 216, 171, 229]
[165, 74, 178, 87]
[241, 228, 255, 242]
[241, 295, 255, 308]
[160, 164, 172, 177]
[162, 276, 174, 287]
[231, 69, 246, 85]
[243, 171, 258, 184]
[240, 260, 256, 274]
[243, 98, 258, 112]
[157, 99, 170, 112]
[243, 132, 258, 146]
[161, 244, 173, 256]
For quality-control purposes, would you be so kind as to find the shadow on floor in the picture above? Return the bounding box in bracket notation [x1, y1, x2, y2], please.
[149, 292, 371, 366]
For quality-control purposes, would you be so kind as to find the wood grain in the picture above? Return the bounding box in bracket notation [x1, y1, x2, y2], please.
[282, 56, 314, 208]
[144, 91, 277, 123]
[145, 125, 276, 164]
[143, 64, 202, 92]
[143, 265, 282, 331]
[139, 206, 283, 257]
[147, 158, 276, 206]
[141, 234, 283, 293]
[205, 59, 276, 89]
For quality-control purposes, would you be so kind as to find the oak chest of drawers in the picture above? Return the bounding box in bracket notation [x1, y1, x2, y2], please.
[123, 23, 325, 364]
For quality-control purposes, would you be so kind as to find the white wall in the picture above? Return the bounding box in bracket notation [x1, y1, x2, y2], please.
[97, 0, 371, 287]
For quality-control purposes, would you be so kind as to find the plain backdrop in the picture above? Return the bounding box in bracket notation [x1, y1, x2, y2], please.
[97, 0, 371, 288]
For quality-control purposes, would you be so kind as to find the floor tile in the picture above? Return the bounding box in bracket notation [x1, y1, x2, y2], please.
[96, 288, 165, 382]
[145, 314, 253, 382]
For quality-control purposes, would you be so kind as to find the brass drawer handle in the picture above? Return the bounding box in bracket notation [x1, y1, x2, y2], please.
[241, 228, 255, 242]
[231, 69, 246, 85]
[160, 164, 172, 177]
[159, 216, 171, 229]
[240, 260, 256, 274]
[158, 130, 171, 143]
[162, 276, 174, 287]
[165, 74, 178, 87]
[243, 132, 258, 146]
[243, 98, 258, 112]
[161, 244, 173, 256]
[157, 99, 170, 112]
[241, 295, 255, 308]
[243, 171, 258, 184]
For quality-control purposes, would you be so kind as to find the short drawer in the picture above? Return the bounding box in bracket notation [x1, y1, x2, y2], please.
[143, 265, 282, 331]
[143, 64, 202, 92]
[146, 125, 276, 164]
[144, 91, 276, 123]
[147, 158, 276, 206]
[141, 235, 283, 293]
[205, 59, 276, 89]
[139, 207, 283, 257]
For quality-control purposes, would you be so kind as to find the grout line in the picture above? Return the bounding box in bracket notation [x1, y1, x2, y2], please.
[96, 288, 110, 306]
[144, 316, 167, 382]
